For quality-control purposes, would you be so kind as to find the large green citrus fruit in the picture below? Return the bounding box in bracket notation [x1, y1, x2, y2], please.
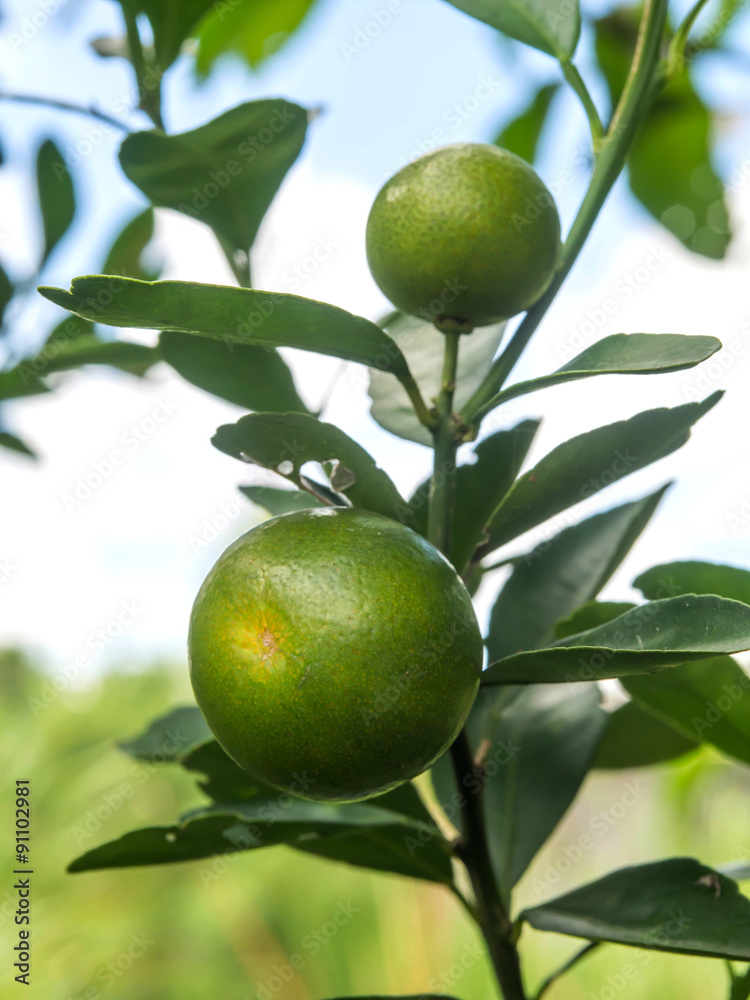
[366, 142, 561, 327]
[189, 507, 482, 802]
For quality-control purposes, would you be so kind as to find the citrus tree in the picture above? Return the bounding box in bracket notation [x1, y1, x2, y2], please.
[5, 0, 750, 997]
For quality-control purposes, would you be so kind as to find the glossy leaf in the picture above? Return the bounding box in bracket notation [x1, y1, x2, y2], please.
[195, 0, 319, 75]
[444, 0, 581, 59]
[480, 334, 721, 413]
[119, 100, 308, 254]
[495, 82, 559, 164]
[595, 10, 730, 259]
[120, 0, 215, 70]
[594, 700, 699, 769]
[482, 393, 721, 554]
[521, 858, 750, 959]
[239, 485, 323, 515]
[635, 560, 750, 606]
[213, 413, 413, 526]
[368, 312, 505, 446]
[0, 262, 13, 328]
[624, 656, 750, 768]
[36, 139, 75, 265]
[486, 488, 668, 661]
[118, 705, 212, 761]
[160, 330, 309, 414]
[102, 208, 160, 280]
[38, 277, 415, 380]
[554, 600, 637, 638]
[482, 595, 750, 684]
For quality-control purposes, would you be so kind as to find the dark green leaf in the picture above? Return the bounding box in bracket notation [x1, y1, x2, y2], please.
[368, 312, 506, 446]
[101, 208, 161, 280]
[444, 0, 581, 58]
[554, 601, 637, 638]
[481, 334, 721, 413]
[482, 595, 750, 684]
[195, 0, 319, 75]
[119, 100, 308, 254]
[40, 336, 159, 376]
[595, 11, 730, 259]
[160, 330, 309, 413]
[0, 367, 50, 402]
[38, 277, 414, 380]
[495, 83, 559, 164]
[624, 656, 750, 767]
[36, 139, 76, 265]
[594, 700, 699, 769]
[179, 739, 275, 801]
[487, 488, 668, 661]
[521, 858, 750, 959]
[121, 0, 215, 70]
[118, 705, 212, 761]
[0, 262, 13, 328]
[635, 560, 750, 606]
[213, 413, 413, 526]
[0, 430, 36, 458]
[483, 393, 721, 554]
[239, 485, 323, 515]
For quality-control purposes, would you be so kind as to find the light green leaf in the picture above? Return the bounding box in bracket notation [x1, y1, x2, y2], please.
[36, 139, 75, 265]
[521, 858, 750, 959]
[635, 560, 750, 606]
[593, 700, 699, 769]
[554, 600, 638, 639]
[239, 485, 323, 515]
[444, 0, 581, 59]
[101, 208, 161, 280]
[119, 100, 309, 254]
[118, 705, 212, 761]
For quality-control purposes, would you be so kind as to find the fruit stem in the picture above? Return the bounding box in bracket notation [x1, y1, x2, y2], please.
[459, 0, 669, 428]
[427, 330, 460, 552]
[449, 730, 528, 1000]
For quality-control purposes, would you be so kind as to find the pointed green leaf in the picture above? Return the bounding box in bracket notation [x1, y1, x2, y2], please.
[159, 330, 309, 414]
[119, 100, 308, 254]
[239, 485, 323, 515]
[635, 560, 750, 606]
[521, 858, 750, 959]
[368, 312, 506, 446]
[120, 0, 215, 70]
[36, 139, 75, 265]
[444, 0, 581, 59]
[213, 413, 413, 526]
[483, 393, 721, 554]
[38, 277, 414, 379]
[39, 336, 158, 376]
[487, 489, 668, 661]
[554, 601, 637, 639]
[178, 739, 268, 802]
[482, 595, 750, 684]
[480, 333, 721, 414]
[0, 367, 50, 402]
[101, 208, 161, 280]
[0, 430, 36, 458]
[594, 700, 699, 769]
[118, 705, 212, 761]
[495, 82, 559, 164]
[624, 656, 750, 767]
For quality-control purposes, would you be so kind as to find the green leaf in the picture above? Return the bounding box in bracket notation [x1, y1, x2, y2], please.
[368, 312, 506, 446]
[495, 82, 559, 164]
[119, 100, 308, 254]
[38, 277, 414, 380]
[594, 700, 699, 769]
[121, 0, 215, 70]
[486, 488, 669, 661]
[159, 330, 309, 414]
[444, 0, 581, 59]
[595, 11, 730, 259]
[118, 705, 212, 761]
[0, 430, 36, 458]
[624, 656, 750, 768]
[179, 739, 274, 801]
[635, 560, 750, 606]
[213, 413, 413, 526]
[0, 367, 50, 402]
[239, 485, 323, 515]
[101, 208, 161, 280]
[554, 600, 637, 638]
[0, 262, 13, 328]
[36, 139, 76, 265]
[39, 336, 158, 377]
[482, 595, 750, 684]
[320, 997, 458, 999]
[480, 333, 721, 413]
[195, 0, 319, 75]
[482, 393, 721, 554]
[521, 858, 750, 959]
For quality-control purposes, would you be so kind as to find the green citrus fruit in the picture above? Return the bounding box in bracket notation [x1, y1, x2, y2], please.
[366, 142, 561, 327]
[189, 507, 482, 802]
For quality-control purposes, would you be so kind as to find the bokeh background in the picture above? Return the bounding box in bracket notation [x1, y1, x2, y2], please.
[2, 0, 750, 997]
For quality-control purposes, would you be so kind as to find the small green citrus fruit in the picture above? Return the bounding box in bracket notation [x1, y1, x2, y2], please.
[366, 142, 561, 327]
[189, 507, 482, 802]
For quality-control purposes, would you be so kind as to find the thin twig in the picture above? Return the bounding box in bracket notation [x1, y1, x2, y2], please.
[0, 92, 132, 132]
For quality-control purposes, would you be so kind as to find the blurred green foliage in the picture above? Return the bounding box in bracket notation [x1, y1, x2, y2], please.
[3, 647, 750, 998]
